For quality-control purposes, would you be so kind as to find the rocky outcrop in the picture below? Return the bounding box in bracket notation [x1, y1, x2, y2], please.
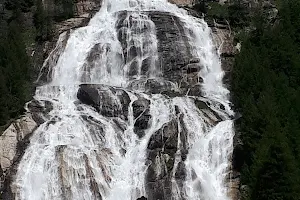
[33, 0, 102, 85]
[0, 114, 37, 193]
[116, 10, 203, 96]
[53, 0, 102, 35]
[137, 196, 147, 200]
[146, 110, 189, 200]
[211, 25, 238, 85]
[211, 21, 241, 200]
[132, 97, 151, 138]
[168, 0, 195, 6]
[77, 84, 131, 120]
[228, 171, 241, 200]
[146, 119, 181, 200]
[77, 85, 153, 139]
[150, 11, 203, 96]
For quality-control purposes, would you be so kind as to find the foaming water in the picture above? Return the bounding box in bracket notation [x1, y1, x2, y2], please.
[14, 0, 234, 200]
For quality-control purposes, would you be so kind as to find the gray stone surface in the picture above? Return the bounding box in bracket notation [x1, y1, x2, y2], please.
[77, 84, 131, 120]
[0, 114, 37, 192]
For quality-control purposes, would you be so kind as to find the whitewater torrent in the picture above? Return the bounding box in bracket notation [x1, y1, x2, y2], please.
[13, 0, 234, 200]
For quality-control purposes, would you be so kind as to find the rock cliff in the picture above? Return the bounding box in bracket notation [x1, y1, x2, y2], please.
[0, 0, 238, 199]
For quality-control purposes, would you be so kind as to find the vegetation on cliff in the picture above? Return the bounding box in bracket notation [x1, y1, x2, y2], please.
[231, 0, 300, 199]
[0, 14, 32, 127]
[0, 0, 75, 128]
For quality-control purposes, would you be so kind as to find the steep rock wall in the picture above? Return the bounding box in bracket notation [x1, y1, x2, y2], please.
[0, 1, 237, 199]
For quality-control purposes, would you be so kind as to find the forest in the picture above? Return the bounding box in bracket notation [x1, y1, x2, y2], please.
[0, 0, 74, 128]
[231, 0, 300, 199]
[0, 5, 32, 128]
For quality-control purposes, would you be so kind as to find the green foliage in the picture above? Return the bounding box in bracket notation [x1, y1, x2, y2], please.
[22, 27, 36, 47]
[193, 0, 207, 14]
[232, 0, 300, 199]
[0, 20, 32, 126]
[227, 0, 250, 28]
[0, 0, 75, 129]
[207, 2, 228, 19]
[33, 0, 52, 41]
[4, 0, 34, 12]
[53, 0, 75, 22]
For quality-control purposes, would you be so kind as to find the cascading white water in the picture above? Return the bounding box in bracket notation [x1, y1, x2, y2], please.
[13, 0, 234, 200]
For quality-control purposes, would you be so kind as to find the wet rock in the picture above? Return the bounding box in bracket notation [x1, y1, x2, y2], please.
[194, 99, 209, 110]
[27, 100, 53, 124]
[36, 31, 71, 84]
[116, 10, 200, 86]
[77, 84, 131, 119]
[35, 0, 102, 85]
[0, 115, 37, 171]
[137, 196, 147, 200]
[189, 58, 201, 64]
[81, 43, 113, 82]
[0, 114, 37, 192]
[144, 79, 176, 94]
[168, 0, 195, 7]
[132, 97, 151, 138]
[175, 161, 186, 180]
[186, 84, 202, 97]
[116, 11, 157, 78]
[147, 119, 178, 152]
[141, 57, 153, 75]
[132, 98, 150, 118]
[211, 27, 237, 57]
[128, 60, 140, 77]
[146, 118, 187, 200]
[128, 78, 177, 95]
[150, 11, 193, 78]
[182, 63, 202, 74]
[134, 114, 151, 138]
[161, 90, 184, 98]
[228, 174, 241, 200]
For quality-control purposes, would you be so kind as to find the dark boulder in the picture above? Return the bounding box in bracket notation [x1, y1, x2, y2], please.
[77, 84, 131, 119]
[132, 97, 151, 138]
[137, 196, 147, 200]
[146, 117, 188, 200]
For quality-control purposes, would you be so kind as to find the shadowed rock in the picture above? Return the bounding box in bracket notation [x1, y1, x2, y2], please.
[137, 196, 147, 200]
[146, 116, 188, 200]
[132, 97, 151, 138]
[77, 84, 131, 120]
[116, 11, 203, 95]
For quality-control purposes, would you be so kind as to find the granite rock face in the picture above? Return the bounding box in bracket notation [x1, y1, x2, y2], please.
[168, 0, 195, 6]
[146, 116, 188, 200]
[116, 10, 203, 97]
[77, 84, 131, 120]
[132, 97, 151, 138]
[35, 0, 102, 84]
[0, 114, 37, 193]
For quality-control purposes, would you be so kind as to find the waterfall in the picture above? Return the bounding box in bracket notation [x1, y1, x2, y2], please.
[13, 0, 234, 199]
